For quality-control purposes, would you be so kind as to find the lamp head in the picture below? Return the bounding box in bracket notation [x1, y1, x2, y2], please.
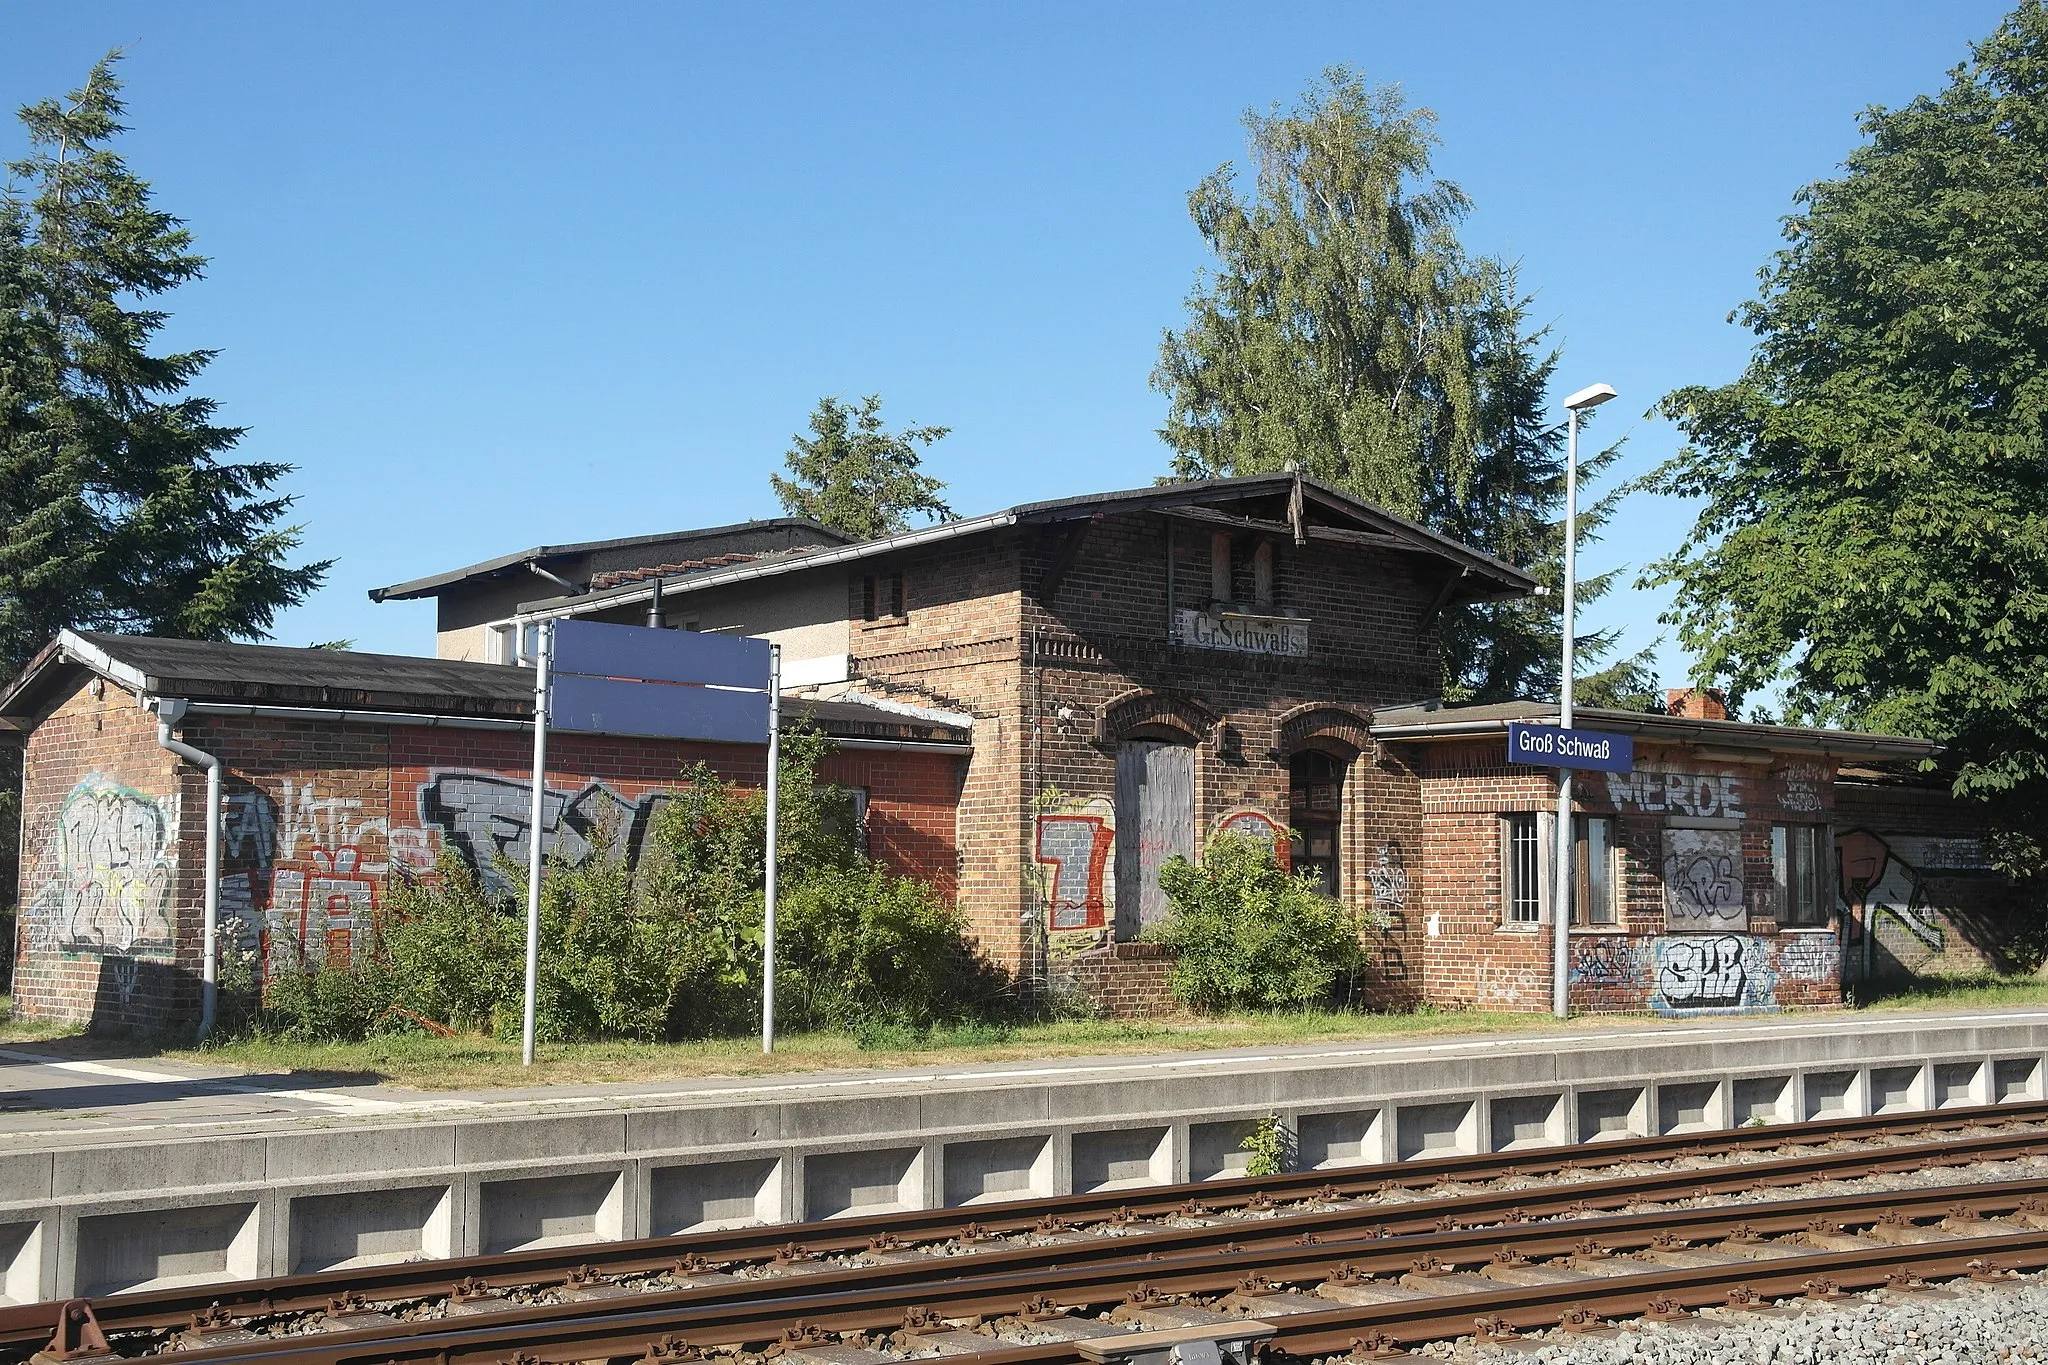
[1563, 382, 1618, 412]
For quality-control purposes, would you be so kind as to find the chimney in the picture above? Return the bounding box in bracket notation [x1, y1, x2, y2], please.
[1666, 686, 1728, 721]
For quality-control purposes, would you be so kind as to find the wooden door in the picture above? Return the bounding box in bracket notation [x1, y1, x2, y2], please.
[1115, 741, 1196, 937]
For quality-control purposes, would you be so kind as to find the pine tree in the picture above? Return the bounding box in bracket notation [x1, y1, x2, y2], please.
[0, 53, 327, 677]
[1154, 69, 1651, 706]
[771, 394, 953, 542]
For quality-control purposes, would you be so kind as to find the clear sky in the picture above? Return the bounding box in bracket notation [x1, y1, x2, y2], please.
[3, 2, 2016, 680]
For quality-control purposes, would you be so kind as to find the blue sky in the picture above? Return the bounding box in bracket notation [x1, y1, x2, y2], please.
[3, 2, 2015, 678]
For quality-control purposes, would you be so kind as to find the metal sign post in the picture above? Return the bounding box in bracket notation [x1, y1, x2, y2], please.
[520, 618, 779, 1064]
[521, 619, 554, 1067]
[762, 643, 781, 1055]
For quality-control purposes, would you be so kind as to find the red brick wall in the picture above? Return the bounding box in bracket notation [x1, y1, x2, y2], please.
[13, 681, 188, 1031]
[1404, 740, 1848, 1015]
[14, 678, 965, 1031]
[1047, 942, 1178, 1019]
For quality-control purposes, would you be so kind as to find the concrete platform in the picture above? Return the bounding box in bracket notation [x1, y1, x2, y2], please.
[2, 1008, 2045, 1305]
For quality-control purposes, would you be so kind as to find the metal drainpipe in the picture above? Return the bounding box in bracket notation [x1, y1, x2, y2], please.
[149, 697, 222, 1042]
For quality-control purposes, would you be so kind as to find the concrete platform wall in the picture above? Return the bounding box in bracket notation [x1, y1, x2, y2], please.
[2, 1017, 2044, 1304]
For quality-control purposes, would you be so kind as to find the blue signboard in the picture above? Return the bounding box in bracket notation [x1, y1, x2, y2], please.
[548, 620, 772, 743]
[555, 619, 769, 689]
[1506, 721, 1634, 773]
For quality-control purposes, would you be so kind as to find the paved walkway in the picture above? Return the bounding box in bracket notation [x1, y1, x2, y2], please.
[5, 1007, 2046, 1149]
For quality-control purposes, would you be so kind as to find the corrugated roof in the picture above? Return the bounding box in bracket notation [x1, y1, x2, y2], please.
[1370, 698, 1941, 760]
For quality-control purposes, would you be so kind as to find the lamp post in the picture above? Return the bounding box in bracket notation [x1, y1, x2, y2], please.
[1553, 382, 1617, 1020]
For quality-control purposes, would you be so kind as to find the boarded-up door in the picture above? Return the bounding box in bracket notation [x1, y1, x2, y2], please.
[1115, 741, 1196, 937]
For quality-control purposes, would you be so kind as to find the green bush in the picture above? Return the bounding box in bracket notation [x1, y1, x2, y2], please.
[1145, 832, 1376, 1011]
[230, 726, 1007, 1044]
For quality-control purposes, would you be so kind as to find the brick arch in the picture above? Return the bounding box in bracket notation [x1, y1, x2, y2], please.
[1097, 688, 1215, 745]
[1276, 703, 1374, 757]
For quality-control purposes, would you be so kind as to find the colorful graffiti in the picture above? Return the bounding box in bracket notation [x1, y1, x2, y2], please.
[1035, 795, 1116, 934]
[1605, 768, 1744, 819]
[1662, 828, 1746, 931]
[1651, 934, 1775, 1013]
[32, 777, 175, 957]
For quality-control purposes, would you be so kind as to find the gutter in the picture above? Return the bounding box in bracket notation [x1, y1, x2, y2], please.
[1370, 716, 1941, 760]
[179, 700, 968, 749]
[144, 697, 222, 1043]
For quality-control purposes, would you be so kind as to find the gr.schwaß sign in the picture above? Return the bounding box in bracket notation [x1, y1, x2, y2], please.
[1176, 609, 1310, 657]
[1506, 720, 1634, 773]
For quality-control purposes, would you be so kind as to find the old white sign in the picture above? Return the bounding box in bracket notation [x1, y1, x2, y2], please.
[1176, 609, 1309, 657]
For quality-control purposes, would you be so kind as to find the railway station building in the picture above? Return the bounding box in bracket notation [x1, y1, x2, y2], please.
[6, 475, 2029, 1031]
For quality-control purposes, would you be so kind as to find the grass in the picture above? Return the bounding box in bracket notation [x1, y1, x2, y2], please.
[6, 973, 2047, 1093]
[157, 1007, 1592, 1090]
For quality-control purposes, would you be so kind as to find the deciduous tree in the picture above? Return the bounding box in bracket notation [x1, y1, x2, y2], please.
[1154, 69, 1650, 705]
[1644, 3, 2048, 832]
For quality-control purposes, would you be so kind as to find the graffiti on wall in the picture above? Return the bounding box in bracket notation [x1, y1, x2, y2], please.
[1662, 828, 1746, 931]
[419, 772, 672, 895]
[1779, 759, 1828, 814]
[29, 777, 176, 957]
[1836, 828, 1947, 967]
[1366, 842, 1409, 910]
[1651, 934, 1775, 1013]
[1035, 795, 1116, 934]
[1605, 768, 1743, 819]
[1777, 932, 1840, 984]
[1569, 936, 1647, 989]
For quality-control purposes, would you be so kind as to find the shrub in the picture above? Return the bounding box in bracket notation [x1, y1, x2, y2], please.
[1145, 832, 1377, 1011]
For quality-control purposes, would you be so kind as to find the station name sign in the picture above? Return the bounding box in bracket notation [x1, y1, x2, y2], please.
[1175, 609, 1309, 658]
[1506, 720, 1634, 773]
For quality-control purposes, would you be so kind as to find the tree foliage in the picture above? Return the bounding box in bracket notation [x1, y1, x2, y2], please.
[1154, 69, 1651, 706]
[771, 393, 954, 541]
[0, 53, 326, 677]
[1644, 3, 2048, 822]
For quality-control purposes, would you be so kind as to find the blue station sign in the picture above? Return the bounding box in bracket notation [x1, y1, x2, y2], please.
[1506, 721, 1634, 774]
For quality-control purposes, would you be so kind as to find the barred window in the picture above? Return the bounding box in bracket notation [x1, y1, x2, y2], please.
[1773, 823, 1828, 928]
[1505, 813, 1541, 924]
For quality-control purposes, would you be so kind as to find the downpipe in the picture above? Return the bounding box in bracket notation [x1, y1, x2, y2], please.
[148, 696, 222, 1042]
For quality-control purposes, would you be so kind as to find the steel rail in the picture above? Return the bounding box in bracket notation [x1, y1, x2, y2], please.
[41, 1172, 2048, 1365]
[6, 1099, 2039, 1351]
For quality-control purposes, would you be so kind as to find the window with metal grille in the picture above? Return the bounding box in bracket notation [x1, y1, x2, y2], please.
[1505, 813, 1541, 924]
[1773, 823, 1828, 928]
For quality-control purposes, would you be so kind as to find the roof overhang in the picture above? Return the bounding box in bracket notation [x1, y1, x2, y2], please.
[1371, 707, 1942, 762]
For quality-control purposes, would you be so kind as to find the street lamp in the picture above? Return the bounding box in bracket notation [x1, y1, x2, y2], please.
[1553, 382, 1617, 1020]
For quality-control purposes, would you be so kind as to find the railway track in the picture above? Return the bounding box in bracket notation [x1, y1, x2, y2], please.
[13, 1101, 2048, 1364]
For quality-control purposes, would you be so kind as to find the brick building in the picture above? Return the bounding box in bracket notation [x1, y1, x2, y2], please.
[4, 632, 966, 1032]
[11, 475, 2026, 1031]
[369, 473, 2020, 1016]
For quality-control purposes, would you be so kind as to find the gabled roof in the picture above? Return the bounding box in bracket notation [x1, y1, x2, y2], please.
[515, 473, 1543, 618]
[0, 631, 970, 747]
[1370, 698, 1941, 760]
[367, 517, 854, 603]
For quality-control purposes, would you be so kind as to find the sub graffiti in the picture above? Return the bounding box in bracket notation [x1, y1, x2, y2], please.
[1779, 759, 1828, 815]
[36, 777, 175, 957]
[1652, 934, 1775, 1012]
[1213, 808, 1290, 872]
[1605, 768, 1744, 820]
[1662, 828, 1746, 931]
